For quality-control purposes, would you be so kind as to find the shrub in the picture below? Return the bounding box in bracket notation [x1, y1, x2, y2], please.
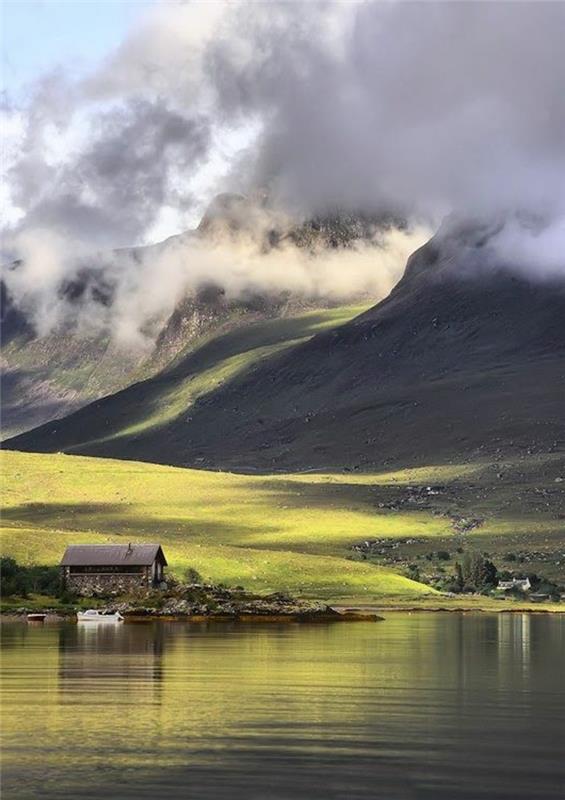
[184, 567, 202, 585]
[0, 558, 61, 599]
[1, 557, 28, 597]
[59, 590, 78, 605]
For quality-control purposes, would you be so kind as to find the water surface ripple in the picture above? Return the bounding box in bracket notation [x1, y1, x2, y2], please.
[1, 613, 564, 799]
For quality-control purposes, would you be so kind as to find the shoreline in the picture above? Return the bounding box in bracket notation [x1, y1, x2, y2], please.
[335, 605, 565, 615]
[2, 604, 564, 622]
[2, 587, 564, 620]
[1, 610, 383, 623]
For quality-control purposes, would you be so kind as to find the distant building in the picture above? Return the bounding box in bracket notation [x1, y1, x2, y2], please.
[497, 577, 531, 592]
[60, 544, 168, 595]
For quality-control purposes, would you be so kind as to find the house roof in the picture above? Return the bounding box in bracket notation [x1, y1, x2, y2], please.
[60, 544, 167, 567]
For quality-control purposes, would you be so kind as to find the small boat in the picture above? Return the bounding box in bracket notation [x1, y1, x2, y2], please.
[27, 613, 47, 622]
[77, 609, 124, 623]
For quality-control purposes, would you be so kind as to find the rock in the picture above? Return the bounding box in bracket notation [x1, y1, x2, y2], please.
[64, 581, 375, 622]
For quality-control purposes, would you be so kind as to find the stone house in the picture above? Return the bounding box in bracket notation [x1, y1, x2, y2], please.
[60, 543, 168, 596]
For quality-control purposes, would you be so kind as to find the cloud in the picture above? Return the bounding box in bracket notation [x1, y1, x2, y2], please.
[6, 96, 211, 248]
[6, 2, 565, 240]
[3, 207, 429, 349]
[213, 1, 565, 224]
[1, 1, 564, 346]
[489, 217, 565, 280]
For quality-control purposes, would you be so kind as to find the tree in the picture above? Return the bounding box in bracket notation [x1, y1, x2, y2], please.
[0, 557, 28, 597]
[0, 558, 61, 598]
[460, 551, 498, 592]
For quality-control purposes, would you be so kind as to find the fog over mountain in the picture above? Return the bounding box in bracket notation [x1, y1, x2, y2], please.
[3, 197, 428, 348]
[2, 1, 565, 343]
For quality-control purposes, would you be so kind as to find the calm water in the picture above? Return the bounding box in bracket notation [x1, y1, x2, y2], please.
[1, 614, 564, 800]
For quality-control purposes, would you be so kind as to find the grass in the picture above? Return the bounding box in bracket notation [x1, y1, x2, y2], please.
[0, 593, 66, 612]
[18, 304, 372, 452]
[2, 450, 564, 608]
[0, 451, 440, 601]
[335, 596, 565, 613]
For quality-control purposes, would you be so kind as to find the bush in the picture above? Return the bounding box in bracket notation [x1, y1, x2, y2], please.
[59, 590, 78, 605]
[184, 567, 203, 585]
[0, 558, 61, 598]
[1, 558, 28, 597]
[443, 581, 463, 594]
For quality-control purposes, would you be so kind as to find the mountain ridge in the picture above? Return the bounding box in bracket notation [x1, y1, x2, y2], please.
[6, 220, 564, 470]
[2, 196, 397, 437]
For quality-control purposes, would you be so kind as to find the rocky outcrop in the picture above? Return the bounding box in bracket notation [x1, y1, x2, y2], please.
[1, 583, 384, 621]
[105, 586, 338, 620]
[83, 584, 383, 621]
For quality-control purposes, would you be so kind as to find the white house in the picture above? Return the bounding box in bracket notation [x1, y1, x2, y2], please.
[497, 577, 531, 592]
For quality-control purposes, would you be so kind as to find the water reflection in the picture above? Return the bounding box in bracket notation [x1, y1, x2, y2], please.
[497, 613, 532, 681]
[1, 614, 564, 800]
[58, 622, 165, 703]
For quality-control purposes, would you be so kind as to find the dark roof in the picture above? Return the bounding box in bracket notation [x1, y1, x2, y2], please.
[60, 544, 167, 567]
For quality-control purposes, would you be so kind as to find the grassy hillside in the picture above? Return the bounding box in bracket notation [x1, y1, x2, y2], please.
[2, 300, 341, 441]
[1, 451, 439, 601]
[2, 451, 564, 604]
[8, 252, 565, 479]
[2, 196, 394, 441]
[4, 304, 369, 458]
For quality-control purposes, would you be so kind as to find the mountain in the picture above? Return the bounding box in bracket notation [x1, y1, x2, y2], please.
[6, 218, 565, 470]
[1, 194, 393, 438]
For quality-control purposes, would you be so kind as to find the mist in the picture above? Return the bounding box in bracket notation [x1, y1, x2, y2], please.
[4, 214, 429, 349]
[2, 1, 564, 345]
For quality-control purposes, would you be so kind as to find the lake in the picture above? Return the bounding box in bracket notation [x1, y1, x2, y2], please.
[1, 614, 564, 799]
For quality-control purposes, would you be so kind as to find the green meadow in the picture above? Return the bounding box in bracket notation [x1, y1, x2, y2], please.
[1, 451, 438, 600]
[1, 450, 564, 607]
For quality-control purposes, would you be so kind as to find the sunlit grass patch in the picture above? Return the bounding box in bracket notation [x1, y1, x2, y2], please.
[1, 451, 438, 599]
[2, 449, 563, 601]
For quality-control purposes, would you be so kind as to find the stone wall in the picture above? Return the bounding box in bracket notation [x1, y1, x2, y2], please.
[62, 568, 151, 596]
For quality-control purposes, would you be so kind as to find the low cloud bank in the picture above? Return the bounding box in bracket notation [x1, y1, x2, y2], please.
[4, 216, 429, 348]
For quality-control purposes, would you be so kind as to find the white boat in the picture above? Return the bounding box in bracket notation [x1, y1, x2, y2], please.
[77, 609, 124, 623]
[27, 613, 47, 622]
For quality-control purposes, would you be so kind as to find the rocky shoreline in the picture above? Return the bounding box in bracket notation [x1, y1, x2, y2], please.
[2, 584, 384, 622]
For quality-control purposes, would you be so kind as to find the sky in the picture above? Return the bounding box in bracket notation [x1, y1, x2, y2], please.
[3, 1, 564, 242]
[1, 0, 255, 240]
[2, 0, 153, 95]
[1, 1, 564, 345]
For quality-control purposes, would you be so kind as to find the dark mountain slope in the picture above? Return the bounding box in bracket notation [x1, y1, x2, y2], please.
[6, 222, 565, 470]
[2, 195, 392, 437]
[2, 304, 367, 461]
